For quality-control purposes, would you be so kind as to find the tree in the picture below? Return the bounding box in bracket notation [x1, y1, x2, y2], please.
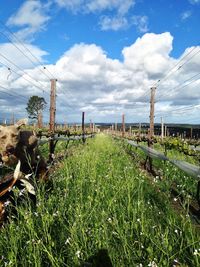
[26, 96, 47, 125]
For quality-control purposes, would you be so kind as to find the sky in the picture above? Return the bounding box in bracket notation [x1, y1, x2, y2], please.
[0, 0, 200, 124]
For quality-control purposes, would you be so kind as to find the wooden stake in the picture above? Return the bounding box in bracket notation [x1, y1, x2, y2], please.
[149, 87, 156, 140]
[122, 114, 125, 138]
[49, 79, 57, 162]
[161, 117, 164, 141]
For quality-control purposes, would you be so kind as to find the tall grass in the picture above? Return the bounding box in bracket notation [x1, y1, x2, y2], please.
[0, 134, 199, 266]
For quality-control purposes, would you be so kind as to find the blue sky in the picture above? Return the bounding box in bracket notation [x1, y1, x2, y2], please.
[0, 0, 200, 123]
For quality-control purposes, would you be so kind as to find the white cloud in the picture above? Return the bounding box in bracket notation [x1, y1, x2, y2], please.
[131, 15, 149, 33]
[55, 0, 138, 32]
[122, 32, 173, 76]
[0, 42, 48, 69]
[7, 0, 51, 41]
[99, 16, 128, 31]
[181, 10, 192, 21]
[55, 0, 134, 15]
[1, 32, 200, 123]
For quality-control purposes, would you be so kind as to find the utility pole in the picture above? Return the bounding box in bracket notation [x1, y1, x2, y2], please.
[122, 114, 125, 138]
[149, 87, 156, 140]
[161, 117, 164, 142]
[49, 79, 57, 162]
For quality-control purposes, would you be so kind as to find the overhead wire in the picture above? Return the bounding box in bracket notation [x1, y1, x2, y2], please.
[0, 51, 49, 93]
[0, 24, 54, 79]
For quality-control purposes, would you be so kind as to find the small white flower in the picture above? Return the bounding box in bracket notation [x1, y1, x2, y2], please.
[174, 229, 178, 234]
[19, 189, 26, 196]
[137, 218, 140, 222]
[173, 198, 177, 202]
[65, 237, 71, 245]
[4, 200, 11, 207]
[194, 249, 199, 256]
[75, 250, 81, 258]
[108, 217, 112, 223]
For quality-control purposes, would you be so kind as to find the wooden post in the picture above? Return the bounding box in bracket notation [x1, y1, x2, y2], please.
[82, 112, 85, 142]
[38, 111, 43, 129]
[149, 87, 156, 140]
[161, 117, 164, 142]
[139, 123, 141, 137]
[122, 114, 125, 138]
[11, 113, 14, 125]
[49, 79, 57, 162]
[146, 87, 156, 172]
[165, 125, 167, 138]
[191, 127, 193, 139]
[90, 120, 92, 132]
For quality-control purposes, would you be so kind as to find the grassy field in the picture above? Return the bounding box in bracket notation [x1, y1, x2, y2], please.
[0, 134, 199, 266]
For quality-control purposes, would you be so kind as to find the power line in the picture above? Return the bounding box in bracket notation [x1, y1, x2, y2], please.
[0, 51, 49, 92]
[157, 72, 200, 101]
[0, 20, 56, 79]
[155, 46, 200, 88]
[0, 59, 50, 96]
[0, 84, 28, 100]
[0, 29, 54, 81]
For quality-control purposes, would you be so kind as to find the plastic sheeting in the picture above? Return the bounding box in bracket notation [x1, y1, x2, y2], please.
[127, 140, 139, 147]
[127, 140, 200, 180]
[139, 145, 168, 161]
[169, 159, 200, 180]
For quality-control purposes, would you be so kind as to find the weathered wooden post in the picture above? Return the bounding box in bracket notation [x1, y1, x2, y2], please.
[49, 79, 57, 162]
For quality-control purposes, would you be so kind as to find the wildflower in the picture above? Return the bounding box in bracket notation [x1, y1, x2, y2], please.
[19, 189, 26, 196]
[108, 217, 112, 223]
[4, 200, 11, 207]
[148, 261, 158, 267]
[75, 250, 82, 258]
[65, 238, 71, 245]
[173, 198, 177, 202]
[137, 218, 140, 222]
[174, 229, 178, 234]
[194, 249, 199, 256]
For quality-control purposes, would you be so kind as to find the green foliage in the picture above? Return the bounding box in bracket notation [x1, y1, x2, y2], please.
[0, 135, 199, 266]
[26, 96, 46, 120]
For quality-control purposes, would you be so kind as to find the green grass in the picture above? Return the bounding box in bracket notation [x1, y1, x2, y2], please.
[127, 140, 199, 198]
[0, 134, 199, 266]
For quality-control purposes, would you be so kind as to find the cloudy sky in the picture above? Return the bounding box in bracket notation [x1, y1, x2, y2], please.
[0, 0, 200, 124]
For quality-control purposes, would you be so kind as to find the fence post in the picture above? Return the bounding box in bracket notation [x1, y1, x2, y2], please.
[122, 114, 125, 138]
[82, 112, 85, 143]
[161, 117, 164, 142]
[146, 87, 156, 171]
[49, 79, 57, 162]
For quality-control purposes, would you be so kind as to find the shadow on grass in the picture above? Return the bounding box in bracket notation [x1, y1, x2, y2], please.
[79, 249, 113, 267]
